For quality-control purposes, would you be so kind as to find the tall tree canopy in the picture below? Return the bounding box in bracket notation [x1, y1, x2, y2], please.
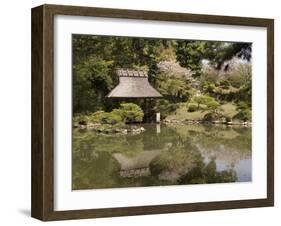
[175, 40, 251, 76]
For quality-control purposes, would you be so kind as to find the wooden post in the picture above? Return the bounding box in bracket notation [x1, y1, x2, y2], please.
[156, 112, 161, 123]
[144, 98, 148, 123]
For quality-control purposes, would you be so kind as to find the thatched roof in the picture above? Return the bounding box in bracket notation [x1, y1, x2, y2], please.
[107, 69, 162, 98]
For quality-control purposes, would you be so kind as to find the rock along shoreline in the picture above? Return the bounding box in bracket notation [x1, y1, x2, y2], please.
[74, 123, 146, 135]
[163, 118, 252, 127]
[74, 119, 251, 135]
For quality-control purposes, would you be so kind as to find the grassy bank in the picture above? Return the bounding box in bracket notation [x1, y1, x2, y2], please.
[164, 102, 251, 125]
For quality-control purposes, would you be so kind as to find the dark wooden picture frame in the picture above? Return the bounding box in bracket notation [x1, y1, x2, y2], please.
[31, 4, 274, 221]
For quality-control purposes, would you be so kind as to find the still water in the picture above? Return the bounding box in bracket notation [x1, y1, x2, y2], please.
[72, 123, 251, 190]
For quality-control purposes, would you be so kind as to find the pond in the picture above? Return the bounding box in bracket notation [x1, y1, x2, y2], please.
[72, 123, 252, 190]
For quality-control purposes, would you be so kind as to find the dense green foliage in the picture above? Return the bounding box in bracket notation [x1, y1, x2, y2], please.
[73, 35, 171, 114]
[73, 35, 252, 123]
[73, 57, 114, 113]
[176, 41, 251, 76]
[73, 103, 144, 125]
[112, 103, 144, 123]
[187, 103, 198, 112]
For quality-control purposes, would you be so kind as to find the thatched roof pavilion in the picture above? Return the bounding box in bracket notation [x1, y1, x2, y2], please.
[107, 69, 162, 98]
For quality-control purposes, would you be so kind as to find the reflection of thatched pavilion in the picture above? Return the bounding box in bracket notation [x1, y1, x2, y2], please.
[113, 150, 162, 178]
[107, 69, 162, 122]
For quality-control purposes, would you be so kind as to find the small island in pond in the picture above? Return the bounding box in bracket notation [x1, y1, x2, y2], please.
[72, 35, 252, 190]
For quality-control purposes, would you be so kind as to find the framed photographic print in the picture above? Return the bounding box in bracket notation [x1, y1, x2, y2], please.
[31, 4, 274, 221]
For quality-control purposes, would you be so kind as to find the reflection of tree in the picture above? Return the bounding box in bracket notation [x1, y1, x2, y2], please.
[166, 124, 251, 165]
[72, 152, 120, 190]
[179, 157, 237, 184]
[194, 127, 251, 166]
[148, 124, 248, 184]
[73, 129, 145, 158]
[150, 146, 197, 183]
[150, 142, 237, 184]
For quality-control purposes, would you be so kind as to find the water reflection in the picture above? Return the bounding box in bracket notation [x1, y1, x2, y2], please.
[72, 123, 251, 190]
[113, 150, 162, 177]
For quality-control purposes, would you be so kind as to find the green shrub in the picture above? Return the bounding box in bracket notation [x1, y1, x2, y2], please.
[156, 76, 191, 103]
[201, 67, 220, 83]
[219, 79, 231, 89]
[234, 101, 251, 121]
[87, 111, 105, 123]
[202, 81, 216, 93]
[167, 103, 179, 112]
[203, 112, 223, 122]
[73, 114, 88, 125]
[226, 74, 244, 88]
[205, 100, 220, 111]
[87, 110, 122, 125]
[125, 111, 143, 123]
[193, 95, 221, 112]
[84, 103, 144, 125]
[155, 99, 169, 111]
[200, 104, 208, 111]
[113, 103, 144, 123]
[188, 103, 197, 112]
[236, 101, 250, 111]
[233, 109, 252, 122]
[193, 95, 213, 109]
[100, 112, 123, 125]
[155, 100, 180, 118]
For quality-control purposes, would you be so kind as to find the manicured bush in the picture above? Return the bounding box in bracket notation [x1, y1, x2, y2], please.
[120, 103, 142, 111]
[233, 101, 251, 122]
[236, 101, 250, 111]
[233, 109, 252, 122]
[100, 112, 123, 125]
[155, 99, 180, 119]
[193, 95, 214, 109]
[73, 114, 88, 125]
[80, 103, 144, 125]
[193, 95, 221, 113]
[202, 81, 216, 93]
[156, 76, 191, 103]
[113, 103, 144, 123]
[226, 74, 244, 88]
[87, 110, 122, 125]
[201, 66, 220, 83]
[203, 112, 223, 122]
[188, 103, 197, 112]
[205, 100, 220, 111]
[167, 103, 179, 112]
[87, 110, 105, 123]
[219, 79, 231, 89]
